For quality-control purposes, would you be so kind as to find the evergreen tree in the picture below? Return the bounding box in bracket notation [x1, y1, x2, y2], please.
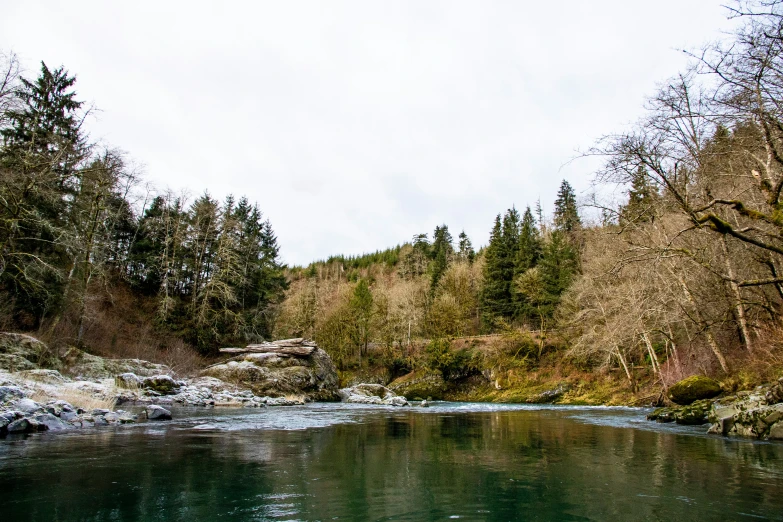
[457, 230, 475, 263]
[501, 207, 520, 262]
[1, 62, 85, 166]
[538, 230, 579, 317]
[127, 196, 169, 295]
[618, 166, 657, 225]
[553, 180, 581, 232]
[429, 224, 454, 290]
[400, 233, 430, 278]
[252, 217, 289, 338]
[0, 62, 87, 325]
[516, 206, 542, 273]
[480, 209, 519, 327]
[350, 278, 374, 357]
[513, 206, 543, 321]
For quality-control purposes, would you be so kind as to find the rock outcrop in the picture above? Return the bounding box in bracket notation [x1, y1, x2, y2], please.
[388, 371, 447, 400]
[706, 378, 783, 440]
[0, 333, 60, 372]
[649, 376, 783, 440]
[201, 339, 339, 401]
[648, 398, 715, 425]
[62, 346, 170, 380]
[338, 384, 409, 406]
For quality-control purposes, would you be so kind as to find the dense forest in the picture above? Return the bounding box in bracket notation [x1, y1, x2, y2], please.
[3, 2, 783, 392]
[0, 54, 288, 356]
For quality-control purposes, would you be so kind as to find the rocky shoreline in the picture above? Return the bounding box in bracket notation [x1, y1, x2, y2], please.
[648, 375, 783, 441]
[4, 332, 783, 442]
[0, 333, 417, 437]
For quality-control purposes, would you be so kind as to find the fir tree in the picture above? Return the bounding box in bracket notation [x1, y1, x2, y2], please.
[538, 230, 579, 317]
[516, 206, 542, 273]
[501, 207, 521, 262]
[553, 180, 581, 232]
[513, 206, 543, 321]
[618, 166, 657, 225]
[350, 278, 374, 357]
[429, 224, 454, 291]
[0, 62, 87, 324]
[481, 209, 519, 327]
[457, 230, 475, 263]
[1, 62, 85, 164]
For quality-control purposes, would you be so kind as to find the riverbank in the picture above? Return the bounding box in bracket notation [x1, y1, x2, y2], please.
[3, 331, 783, 442]
[0, 333, 326, 436]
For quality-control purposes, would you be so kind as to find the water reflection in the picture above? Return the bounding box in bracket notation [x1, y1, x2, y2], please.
[1, 404, 782, 521]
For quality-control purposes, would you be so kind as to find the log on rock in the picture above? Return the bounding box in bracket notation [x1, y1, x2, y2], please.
[218, 344, 317, 357]
[268, 338, 318, 348]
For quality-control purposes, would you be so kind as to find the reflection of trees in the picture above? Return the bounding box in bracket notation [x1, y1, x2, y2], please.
[1, 410, 782, 520]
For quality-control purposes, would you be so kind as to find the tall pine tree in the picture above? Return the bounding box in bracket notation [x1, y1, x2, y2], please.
[553, 180, 581, 232]
[429, 224, 454, 291]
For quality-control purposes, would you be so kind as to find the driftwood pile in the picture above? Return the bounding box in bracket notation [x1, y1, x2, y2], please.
[208, 339, 318, 368]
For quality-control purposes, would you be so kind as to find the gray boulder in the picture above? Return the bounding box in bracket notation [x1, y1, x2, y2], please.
[11, 398, 42, 414]
[1, 411, 19, 430]
[0, 385, 25, 404]
[338, 384, 409, 407]
[142, 375, 181, 395]
[34, 413, 71, 431]
[201, 340, 338, 401]
[60, 411, 78, 422]
[7, 418, 34, 433]
[706, 377, 783, 439]
[145, 405, 172, 420]
[114, 373, 142, 389]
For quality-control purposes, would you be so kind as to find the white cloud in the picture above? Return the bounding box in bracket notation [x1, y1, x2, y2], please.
[1, 1, 735, 264]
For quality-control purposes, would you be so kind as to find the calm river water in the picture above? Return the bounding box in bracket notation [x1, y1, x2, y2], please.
[1, 403, 782, 521]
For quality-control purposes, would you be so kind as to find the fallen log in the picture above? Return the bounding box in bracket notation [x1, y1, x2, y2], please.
[218, 345, 316, 357]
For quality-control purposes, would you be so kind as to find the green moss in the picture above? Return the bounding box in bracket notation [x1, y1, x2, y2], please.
[668, 375, 722, 405]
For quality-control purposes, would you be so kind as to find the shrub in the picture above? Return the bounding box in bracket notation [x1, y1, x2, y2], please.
[425, 338, 480, 381]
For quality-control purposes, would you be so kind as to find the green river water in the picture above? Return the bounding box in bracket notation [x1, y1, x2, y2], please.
[1, 403, 782, 521]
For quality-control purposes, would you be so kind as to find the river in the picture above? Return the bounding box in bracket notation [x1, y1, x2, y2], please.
[1, 403, 782, 521]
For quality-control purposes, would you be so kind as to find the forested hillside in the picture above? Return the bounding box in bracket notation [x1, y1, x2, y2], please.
[0, 54, 287, 357]
[277, 3, 783, 390]
[276, 183, 579, 367]
[3, 2, 783, 394]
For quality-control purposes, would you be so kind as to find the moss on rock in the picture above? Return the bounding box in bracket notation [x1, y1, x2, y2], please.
[668, 375, 722, 405]
[387, 371, 447, 400]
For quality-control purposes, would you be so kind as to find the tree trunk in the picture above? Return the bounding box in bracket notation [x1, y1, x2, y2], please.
[721, 237, 752, 353]
[676, 275, 729, 372]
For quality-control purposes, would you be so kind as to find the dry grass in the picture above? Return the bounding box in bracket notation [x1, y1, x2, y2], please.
[30, 385, 117, 411]
[283, 393, 306, 404]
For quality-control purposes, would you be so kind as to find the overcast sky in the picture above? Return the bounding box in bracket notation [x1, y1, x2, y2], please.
[1, 1, 736, 265]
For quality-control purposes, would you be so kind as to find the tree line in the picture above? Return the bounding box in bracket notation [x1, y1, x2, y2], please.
[275, 182, 581, 368]
[278, 1, 783, 386]
[0, 55, 287, 353]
